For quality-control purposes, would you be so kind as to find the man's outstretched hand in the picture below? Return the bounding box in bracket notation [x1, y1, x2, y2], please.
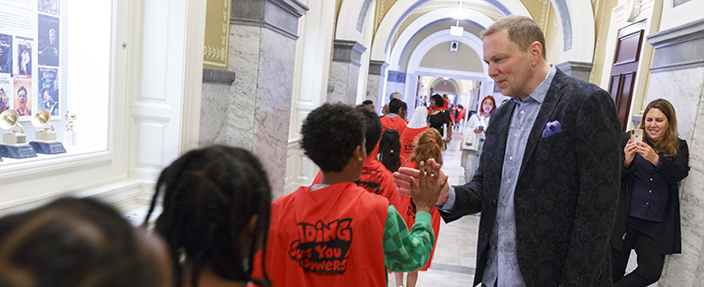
[396, 158, 450, 208]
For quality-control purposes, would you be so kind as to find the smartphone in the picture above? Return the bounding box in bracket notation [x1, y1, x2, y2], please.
[631, 129, 644, 142]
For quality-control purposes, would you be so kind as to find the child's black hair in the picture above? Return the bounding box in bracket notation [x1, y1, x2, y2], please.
[301, 103, 365, 172]
[378, 129, 401, 172]
[0, 197, 162, 287]
[353, 104, 382, 153]
[389, 99, 403, 113]
[143, 146, 272, 287]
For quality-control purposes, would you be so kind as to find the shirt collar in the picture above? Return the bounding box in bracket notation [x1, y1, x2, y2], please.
[511, 65, 557, 105]
[386, 113, 399, 118]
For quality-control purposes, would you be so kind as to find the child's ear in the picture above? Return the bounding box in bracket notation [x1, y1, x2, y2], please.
[354, 145, 364, 161]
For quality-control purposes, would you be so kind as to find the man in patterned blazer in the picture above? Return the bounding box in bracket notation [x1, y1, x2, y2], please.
[394, 15, 621, 286]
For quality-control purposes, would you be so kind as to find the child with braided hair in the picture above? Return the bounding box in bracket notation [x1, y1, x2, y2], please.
[392, 128, 445, 287]
[0, 197, 171, 287]
[378, 129, 403, 173]
[144, 146, 272, 287]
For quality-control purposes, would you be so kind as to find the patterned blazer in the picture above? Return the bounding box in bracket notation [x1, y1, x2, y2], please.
[440, 69, 622, 287]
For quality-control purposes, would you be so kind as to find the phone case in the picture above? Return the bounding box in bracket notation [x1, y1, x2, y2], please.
[631, 129, 643, 142]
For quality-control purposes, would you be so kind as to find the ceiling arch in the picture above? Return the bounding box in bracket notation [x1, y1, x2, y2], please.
[407, 29, 487, 77]
[366, 0, 595, 64]
[336, 0, 374, 43]
[369, 0, 531, 62]
[430, 78, 461, 94]
[387, 7, 495, 71]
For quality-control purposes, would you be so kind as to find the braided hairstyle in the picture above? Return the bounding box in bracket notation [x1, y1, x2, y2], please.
[378, 129, 401, 172]
[0, 197, 165, 287]
[143, 146, 272, 287]
[408, 128, 444, 168]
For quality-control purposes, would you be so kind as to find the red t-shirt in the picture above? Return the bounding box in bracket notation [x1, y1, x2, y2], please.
[399, 126, 429, 162]
[313, 156, 399, 204]
[379, 115, 406, 136]
[266, 182, 388, 287]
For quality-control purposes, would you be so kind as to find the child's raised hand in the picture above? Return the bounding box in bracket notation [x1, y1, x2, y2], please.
[410, 161, 448, 213]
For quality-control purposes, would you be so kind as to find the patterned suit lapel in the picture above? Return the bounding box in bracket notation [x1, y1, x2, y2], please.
[518, 70, 567, 178]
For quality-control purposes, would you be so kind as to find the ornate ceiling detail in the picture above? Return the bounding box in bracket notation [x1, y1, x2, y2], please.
[539, 0, 550, 34]
[375, 0, 396, 32]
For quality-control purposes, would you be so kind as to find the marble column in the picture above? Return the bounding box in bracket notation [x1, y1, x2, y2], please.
[328, 40, 366, 105]
[366, 60, 388, 106]
[643, 18, 704, 286]
[385, 70, 406, 101]
[199, 0, 308, 197]
[555, 61, 593, 82]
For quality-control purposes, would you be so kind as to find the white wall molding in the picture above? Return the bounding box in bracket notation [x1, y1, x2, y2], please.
[550, 0, 596, 63]
[336, 0, 370, 43]
[285, 0, 335, 196]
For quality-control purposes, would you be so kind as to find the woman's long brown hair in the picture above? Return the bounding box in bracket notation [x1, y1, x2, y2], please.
[638, 98, 679, 156]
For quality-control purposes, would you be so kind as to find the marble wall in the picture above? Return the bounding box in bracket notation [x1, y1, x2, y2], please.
[228, 25, 260, 150]
[657, 80, 704, 286]
[252, 28, 297, 197]
[329, 40, 365, 106]
[385, 81, 405, 101]
[645, 67, 704, 141]
[366, 74, 381, 104]
[200, 24, 297, 197]
[643, 19, 704, 287]
[199, 82, 231, 146]
[329, 62, 357, 105]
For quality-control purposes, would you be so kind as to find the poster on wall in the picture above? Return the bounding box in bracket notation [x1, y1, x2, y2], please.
[38, 14, 58, 67]
[0, 0, 62, 121]
[0, 34, 12, 74]
[0, 75, 11, 113]
[38, 0, 60, 16]
[13, 76, 31, 118]
[38, 67, 58, 115]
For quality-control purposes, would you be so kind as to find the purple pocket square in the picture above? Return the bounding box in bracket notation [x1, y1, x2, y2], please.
[542, 121, 562, 138]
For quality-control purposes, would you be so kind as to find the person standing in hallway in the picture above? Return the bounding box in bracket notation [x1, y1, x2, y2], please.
[380, 98, 407, 135]
[428, 94, 452, 144]
[393, 128, 445, 287]
[378, 129, 403, 172]
[394, 15, 622, 287]
[382, 92, 403, 117]
[462, 96, 495, 182]
[400, 107, 430, 162]
[611, 99, 690, 287]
